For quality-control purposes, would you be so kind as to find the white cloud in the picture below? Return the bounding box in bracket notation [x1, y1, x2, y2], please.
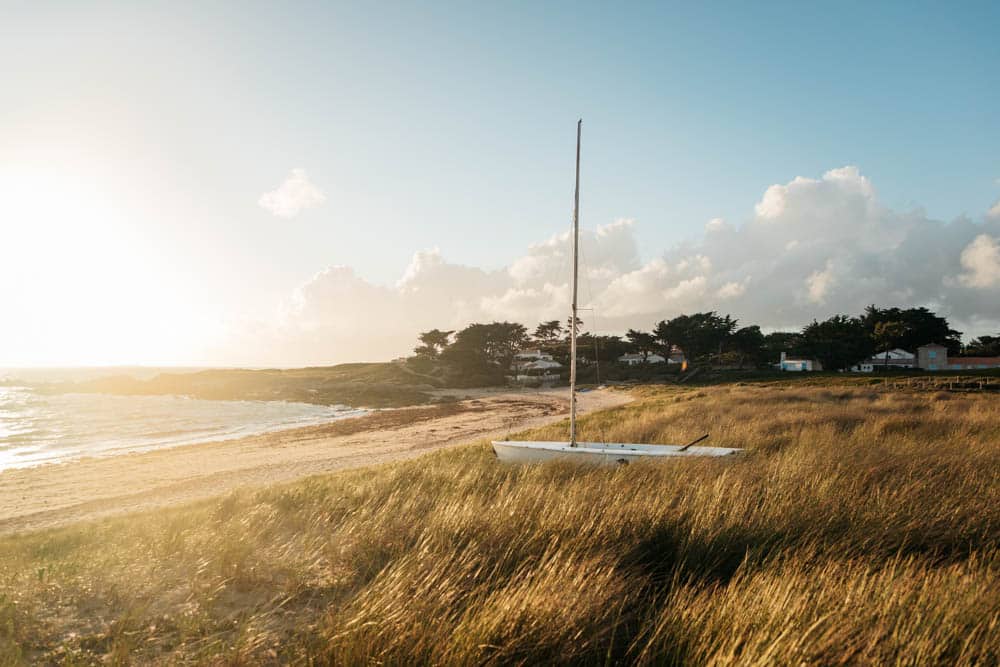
[258, 168, 326, 218]
[481, 283, 570, 322]
[716, 279, 748, 299]
[508, 218, 639, 286]
[705, 217, 728, 232]
[805, 261, 835, 304]
[663, 276, 708, 303]
[218, 167, 1000, 365]
[988, 200, 1000, 220]
[955, 234, 1000, 288]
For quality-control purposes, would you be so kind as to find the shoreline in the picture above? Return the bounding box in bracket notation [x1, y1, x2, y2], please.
[0, 387, 629, 536]
[0, 393, 370, 473]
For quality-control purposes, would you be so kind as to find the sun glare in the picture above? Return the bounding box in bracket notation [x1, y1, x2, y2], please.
[1, 161, 197, 366]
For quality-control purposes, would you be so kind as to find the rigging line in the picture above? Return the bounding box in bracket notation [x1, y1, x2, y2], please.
[577, 228, 604, 334]
[576, 223, 604, 388]
[576, 232, 606, 443]
[591, 309, 602, 387]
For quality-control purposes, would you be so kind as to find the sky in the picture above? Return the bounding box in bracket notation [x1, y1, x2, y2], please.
[1, 1, 999, 366]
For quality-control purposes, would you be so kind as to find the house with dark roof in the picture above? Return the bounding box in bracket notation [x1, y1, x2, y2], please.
[852, 348, 916, 372]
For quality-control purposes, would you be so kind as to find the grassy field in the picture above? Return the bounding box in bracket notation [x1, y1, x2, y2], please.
[2, 384, 999, 664]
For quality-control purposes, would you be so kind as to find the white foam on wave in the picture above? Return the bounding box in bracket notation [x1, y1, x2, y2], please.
[0, 387, 366, 470]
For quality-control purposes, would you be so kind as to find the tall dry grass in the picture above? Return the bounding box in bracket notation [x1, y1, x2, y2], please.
[1, 384, 998, 664]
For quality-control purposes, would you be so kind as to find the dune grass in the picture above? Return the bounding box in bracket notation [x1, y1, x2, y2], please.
[1, 384, 999, 664]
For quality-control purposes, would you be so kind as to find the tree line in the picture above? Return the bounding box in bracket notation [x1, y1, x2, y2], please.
[408, 305, 997, 383]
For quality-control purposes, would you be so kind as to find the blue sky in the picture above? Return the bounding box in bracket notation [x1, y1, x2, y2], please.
[210, 0, 1000, 276]
[2, 1, 999, 364]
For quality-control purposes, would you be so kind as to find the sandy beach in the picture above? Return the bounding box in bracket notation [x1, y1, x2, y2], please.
[0, 387, 629, 535]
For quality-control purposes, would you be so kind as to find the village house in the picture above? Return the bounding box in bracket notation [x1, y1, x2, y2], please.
[509, 349, 562, 384]
[917, 344, 1000, 371]
[777, 351, 822, 372]
[618, 352, 667, 366]
[618, 345, 685, 366]
[852, 348, 916, 372]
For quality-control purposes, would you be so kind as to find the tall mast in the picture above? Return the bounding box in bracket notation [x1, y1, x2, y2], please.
[570, 119, 581, 446]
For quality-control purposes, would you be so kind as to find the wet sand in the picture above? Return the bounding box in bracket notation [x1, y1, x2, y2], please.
[0, 388, 629, 535]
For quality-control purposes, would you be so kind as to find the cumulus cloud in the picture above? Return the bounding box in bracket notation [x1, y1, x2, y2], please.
[716, 279, 748, 299]
[805, 261, 835, 304]
[223, 167, 1000, 365]
[258, 168, 326, 218]
[955, 235, 1000, 288]
[705, 217, 729, 233]
[989, 200, 1000, 220]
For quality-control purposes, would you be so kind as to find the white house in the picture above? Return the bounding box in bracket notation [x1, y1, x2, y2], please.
[852, 348, 916, 373]
[618, 352, 667, 366]
[514, 349, 552, 363]
[510, 349, 562, 383]
[777, 351, 821, 372]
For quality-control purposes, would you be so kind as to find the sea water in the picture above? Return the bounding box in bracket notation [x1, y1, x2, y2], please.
[0, 385, 365, 470]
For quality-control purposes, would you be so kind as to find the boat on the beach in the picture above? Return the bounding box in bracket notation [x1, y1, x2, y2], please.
[492, 121, 741, 465]
[492, 440, 742, 466]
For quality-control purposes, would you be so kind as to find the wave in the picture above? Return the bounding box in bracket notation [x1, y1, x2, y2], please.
[0, 387, 366, 470]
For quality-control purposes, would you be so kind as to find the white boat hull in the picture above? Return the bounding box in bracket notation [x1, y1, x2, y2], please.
[491, 440, 741, 466]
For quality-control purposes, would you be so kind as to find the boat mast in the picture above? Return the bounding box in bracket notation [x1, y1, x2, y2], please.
[570, 119, 581, 446]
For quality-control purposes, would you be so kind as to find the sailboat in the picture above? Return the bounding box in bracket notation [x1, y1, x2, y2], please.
[492, 120, 741, 465]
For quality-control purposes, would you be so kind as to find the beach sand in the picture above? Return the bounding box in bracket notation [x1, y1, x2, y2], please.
[0, 387, 629, 535]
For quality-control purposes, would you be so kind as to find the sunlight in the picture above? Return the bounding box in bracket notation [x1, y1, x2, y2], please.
[1, 160, 195, 365]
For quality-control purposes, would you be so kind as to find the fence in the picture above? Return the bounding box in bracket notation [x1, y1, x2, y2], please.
[881, 376, 999, 392]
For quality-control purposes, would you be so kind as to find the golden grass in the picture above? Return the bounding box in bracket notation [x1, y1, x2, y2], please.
[2, 384, 999, 664]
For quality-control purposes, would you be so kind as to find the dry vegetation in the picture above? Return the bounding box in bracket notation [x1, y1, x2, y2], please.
[2, 384, 999, 664]
[40, 363, 440, 408]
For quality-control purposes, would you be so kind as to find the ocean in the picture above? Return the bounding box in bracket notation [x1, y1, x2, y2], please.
[0, 385, 365, 471]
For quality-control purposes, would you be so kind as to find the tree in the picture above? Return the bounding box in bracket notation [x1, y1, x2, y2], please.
[440, 324, 491, 375]
[487, 321, 530, 372]
[651, 320, 674, 360]
[801, 315, 874, 371]
[872, 320, 906, 369]
[532, 320, 563, 346]
[653, 312, 737, 363]
[862, 306, 962, 355]
[413, 329, 454, 358]
[440, 322, 528, 383]
[761, 332, 805, 364]
[577, 334, 630, 364]
[625, 329, 657, 361]
[731, 325, 766, 369]
[964, 335, 1000, 357]
[564, 316, 584, 340]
